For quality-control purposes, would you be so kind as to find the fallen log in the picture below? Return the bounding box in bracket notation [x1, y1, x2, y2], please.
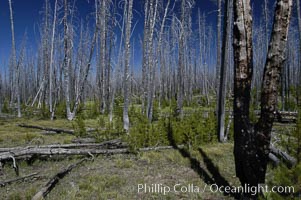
[0, 145, 178, 162]
[0, 172, 39, 187]
[268, 153, 280, 166]
[32, 158, 87, 200]
[270, 146, 297, 167]
[17, 124, 97, 135]
[18, 124, 74, 135]
[0, 139, 124, 153]
[71, 137, 96, 143]
[0, 148, 130, 162]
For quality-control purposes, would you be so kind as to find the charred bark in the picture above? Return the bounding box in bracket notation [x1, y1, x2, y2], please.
[233, 0, 292, 197]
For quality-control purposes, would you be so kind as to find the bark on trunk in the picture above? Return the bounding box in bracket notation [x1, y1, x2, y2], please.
[123, 0, 133, 131]
[49, 0, 58, 119]
[63, 0, 73, 120]
[233, 0, 293, 197]
[8, 0, 21, 118]
[217, 0, 231, 142]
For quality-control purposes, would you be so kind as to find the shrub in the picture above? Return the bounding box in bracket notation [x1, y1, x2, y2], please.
[170, 109, 217, 149]
[2, 99, 10, 113]
[73, 113, 86, 137]
[55, 101, 67, 119]
[84, 100, 99, 119]
[125, 107, 169, 150]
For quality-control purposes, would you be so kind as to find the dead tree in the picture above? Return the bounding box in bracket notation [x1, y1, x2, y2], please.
[63, 0, 73, 120]
[216, 0, 222, 95]
[217, 0, 231, 142]
[146, 0, 158, 122]
[8, 0, 21, 118]
[157, 0, 171, 110]
[233, 0, 292, 198]
[49, 0, 58, 119]
[177, 0, 194, 116]
[123, 0, 133, 131]
[98, 0, 107, 114]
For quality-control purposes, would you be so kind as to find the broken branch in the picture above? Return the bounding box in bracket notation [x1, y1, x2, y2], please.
[31, 158, 87, 200]
[0, 172, 39, 187]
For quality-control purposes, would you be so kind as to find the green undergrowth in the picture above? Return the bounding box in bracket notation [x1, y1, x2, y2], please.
[266, 106, 301, 199]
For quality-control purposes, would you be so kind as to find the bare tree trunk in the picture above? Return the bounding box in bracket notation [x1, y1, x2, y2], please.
[141, 0, 150, 115]
[233, 0, 292, 198]
[264, 0, 269, 50]
[146, 0, 159, 122]
[177, 0, 186, 117]
[158, 0, 171, 110]
[123, 0, 133, 131]
[49, 0, 58, 119]
[8, 0, 21, 118]
[217, 0, 231, 142]
[99, 0, 107, 114]
[216, 0, 222, 96]
[63, 0, 73, 120]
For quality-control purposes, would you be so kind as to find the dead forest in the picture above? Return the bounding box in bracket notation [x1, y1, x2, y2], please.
[0, 0, 301, 199]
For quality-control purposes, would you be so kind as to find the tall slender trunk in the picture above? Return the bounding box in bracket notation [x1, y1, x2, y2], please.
[217, 0, 231, 142]
[8, 0, 21, 118]
[216, 0, 222, 95]
[147, 0, 159, 122]
[141, 0, 150, 115]
[99, 0, 107, 114]
[158, 0, 171, 110]
[123, 0, 133, 131]
[177, 0, 186, 117]
[49, 0, 58, 119]
[63, 0, 73, 120]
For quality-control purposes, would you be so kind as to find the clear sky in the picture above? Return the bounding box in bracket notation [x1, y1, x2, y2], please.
[0, 0, 275, 72]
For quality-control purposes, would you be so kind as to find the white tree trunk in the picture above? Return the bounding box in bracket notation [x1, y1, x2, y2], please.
[8, 0, 21, 118]
[123, 0, 133, 131]
[63, 0, 73, 120]
[49, 0, 58, 119]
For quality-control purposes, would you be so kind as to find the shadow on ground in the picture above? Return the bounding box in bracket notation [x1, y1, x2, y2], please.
[166, 119, 240, 199]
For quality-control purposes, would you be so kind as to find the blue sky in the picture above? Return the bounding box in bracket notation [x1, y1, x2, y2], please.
[0, 0, 278, 73]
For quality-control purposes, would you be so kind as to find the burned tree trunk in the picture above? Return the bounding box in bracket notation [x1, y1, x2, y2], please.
[233, 0, 292, 197]
[233, 0, 254, 187]
[123, 0, 133, 131]
[8, 0, 21, 118]
[217, 0, 231, 142]
[63, 0, 73, 120]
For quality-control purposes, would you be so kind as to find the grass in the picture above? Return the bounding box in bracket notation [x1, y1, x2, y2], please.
[0, 117, 298, 199]
[0, 118, 77, 147]
[0, 117, 240, 199]
[0, 147, 239, 199]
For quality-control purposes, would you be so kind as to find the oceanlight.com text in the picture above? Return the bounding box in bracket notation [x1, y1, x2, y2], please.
[137, 183, 295, 196]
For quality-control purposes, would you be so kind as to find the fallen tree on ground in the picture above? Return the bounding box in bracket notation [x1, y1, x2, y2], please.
[0, 143, 178, 163]
[270, 145, 297, 167]
[0, 172, 39, 187]
[32, 158, 87, 200]
[0, 139, 125, 153]
[17, 124, 97, 135]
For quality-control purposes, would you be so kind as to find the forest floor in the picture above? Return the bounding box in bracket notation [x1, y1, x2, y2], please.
[0, 117, 295, 200]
